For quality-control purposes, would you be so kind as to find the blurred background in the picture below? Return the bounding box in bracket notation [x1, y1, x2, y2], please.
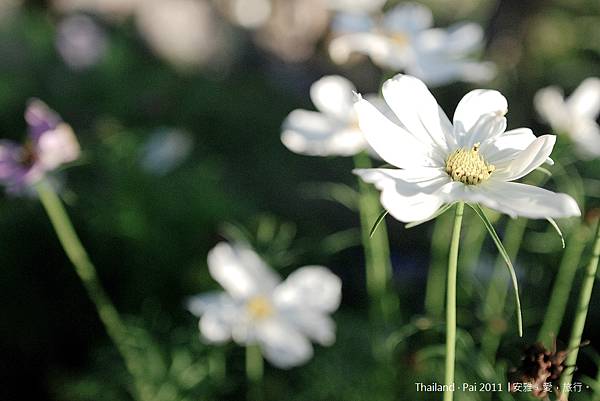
[1, 0, 600, 400]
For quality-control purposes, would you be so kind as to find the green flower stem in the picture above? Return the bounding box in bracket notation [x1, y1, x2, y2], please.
[444, 202, 465, 401]
[35, 180, 147, 401]
[424, 213, 452, 318]
[480, 217, 528, 361]
[538, 225, 589, 347]
[354, 152, 397, 324]
[246, 345, 264, 401]
[561, 220, 600, 398]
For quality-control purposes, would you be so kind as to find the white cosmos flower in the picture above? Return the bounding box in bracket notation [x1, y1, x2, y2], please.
[353, 74, 581, 222]
[187, 242, 342, 369]
[534, 77, 600, 159]
[328, 2, 495, 87]
[281, 75, 396, 157]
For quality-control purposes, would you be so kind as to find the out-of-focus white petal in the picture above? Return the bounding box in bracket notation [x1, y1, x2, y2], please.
[566, 77, 600, 120]
[326, 0, 386, 13]
[354, 168, 449, 222]
[285, 310, 336, 346]
[330, 12, 374, 33]
[187, 292, 241, 343]
[309, 75, 356, 122]
[354, 96, 442, 168]
[408, 55, 496, 87]
[328, 33, 410, 69]
[255, 319, 313, 368]
[570, 120, 600, 159]
[493, 135, 556, 181]
[476, 180, 581, 219]
[382, 2, 433, 34]
[37, 124, 81, 170]
[382, 74, 454, 152]
[281, 109, 367, 156]
[453, 89, 508, 137]
[534, 86, 571, 131]
[208, 242, 281, 300]
[418, 23, 484, 56]
[274, 266, 341, 313]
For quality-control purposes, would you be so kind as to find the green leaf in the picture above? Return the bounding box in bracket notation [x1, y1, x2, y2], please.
[405, 203, 456, 229]
[369, 210, 389, 238]
[469, 204, 523, 337]
[546, 217, 566, 249]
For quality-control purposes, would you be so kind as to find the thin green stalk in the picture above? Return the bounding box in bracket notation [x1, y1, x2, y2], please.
[354, 152, 397, 323]
[538, 225, 589, 347]
[444, 202, 464, 401]
[425, 213, 452, 318]
[35, 180, 147, 401]
[480, 217, 528, 361]
[246, 345, 264, 401]
[561, 220, 600, 398]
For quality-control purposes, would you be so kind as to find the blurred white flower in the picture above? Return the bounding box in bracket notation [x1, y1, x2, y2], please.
[0, 0, 22, 22]
[329, 2, 495, 86]
[53, 0, 234, 70]
[281, 75, 369, 156]
[353, 74, 580, 222]
[136, 0, 233, 69]
[52, 0, 141, 20]
[139, 128, 193, 176]
[187, 242, 341, 369]
[55, 14, 108, 70]
[534, 77, 600, 159]
[325, 0, 385, 13]
[254, 0, 329, 62]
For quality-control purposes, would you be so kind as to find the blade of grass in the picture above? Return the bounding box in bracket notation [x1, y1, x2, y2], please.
[546, 217, 566, 249]
[470, 204, 523, 337]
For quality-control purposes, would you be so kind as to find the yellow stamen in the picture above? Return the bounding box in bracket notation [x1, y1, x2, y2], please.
[445, 143, 495, 185]
[246, 296, 273, 320]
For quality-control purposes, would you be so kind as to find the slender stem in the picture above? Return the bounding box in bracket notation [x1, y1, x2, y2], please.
[480, 217, 527, 361]
[444, 202, 464, 401]
[561, 220, 600, 398]
[246, 345, 264, 401]
[537, 225, 589, 347]
[354, 152, 397, 324]
[35, 180, 147, 401]
[424, 213, 452, 318]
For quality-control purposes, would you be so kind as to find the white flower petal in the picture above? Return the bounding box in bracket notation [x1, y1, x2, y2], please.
[281, 109, 366, 156]
[493, 135, 556, 181]
[187, 292, 241, 343]
[285, 310, 336, 346]
[534, 86, 571, 131]
[37, 124, 81, 170]
[328, 32, 409, 70]
[273, 266, 341, 313]
[570, 119, 600, 159]
[477, 181, 581, 219]
[417, 23, 484, 56]
[354, 96, 441, 167]
[309, 75, 356, 122]
[453, 89, 508, 137]
[354, 167, 449, 222]
[382, 74, 454, 153]
[255, 319, 313, 368]
[382, 3, 433, 34]
[208, 242, 281, 300]
[407, 54, 496, 87]
[330, 11, 374, 33]
[459, 112, 506, 149]
[566, 77, 600, 120]
[482, 128, 553, 165]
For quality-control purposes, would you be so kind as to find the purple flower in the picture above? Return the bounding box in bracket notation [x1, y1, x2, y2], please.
[0, 99, 80, 193]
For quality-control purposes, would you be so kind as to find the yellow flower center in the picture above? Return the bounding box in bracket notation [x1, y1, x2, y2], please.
[390, 32, 409, 46]
[445, 144, 495, 185]
[246, 296, 273, 320]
